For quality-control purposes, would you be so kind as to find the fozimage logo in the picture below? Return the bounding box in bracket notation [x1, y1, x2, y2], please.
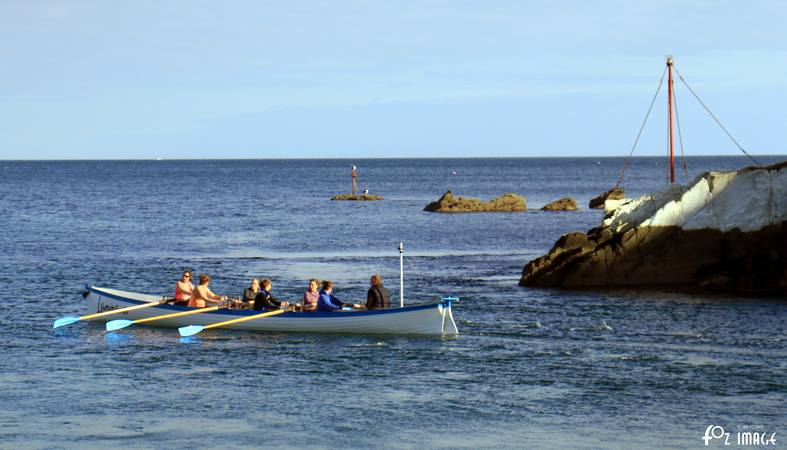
[703, 425, 777, 446]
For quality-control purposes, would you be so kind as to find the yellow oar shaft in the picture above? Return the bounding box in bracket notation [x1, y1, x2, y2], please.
[81, 299, 168, 321]
[203, 308, 286, 330]
[134, 306, 221, 324]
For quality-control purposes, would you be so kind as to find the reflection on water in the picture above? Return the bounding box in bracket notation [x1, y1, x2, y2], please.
[104, 332, 134, 345]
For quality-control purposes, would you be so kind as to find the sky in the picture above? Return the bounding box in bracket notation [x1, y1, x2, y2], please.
[1, 0, 786, 159]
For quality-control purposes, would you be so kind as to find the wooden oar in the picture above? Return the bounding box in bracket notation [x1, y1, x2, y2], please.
[178, 308, 290, 337]
[54, 298, 173, 328]
[106, 304, 230, 331]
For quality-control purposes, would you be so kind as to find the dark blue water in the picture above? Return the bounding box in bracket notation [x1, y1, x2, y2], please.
[1, 157, 785, 449]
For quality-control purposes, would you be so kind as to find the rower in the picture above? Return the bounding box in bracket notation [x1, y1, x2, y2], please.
[317, 280, 363, 312]
[253, 279, 291, 311]
[173, 270, 194, 306]
[242, 278, 260, 309]
[187, 274, 227, 308]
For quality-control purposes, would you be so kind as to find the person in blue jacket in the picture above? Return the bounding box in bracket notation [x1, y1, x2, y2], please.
[317, 280, 362, 312]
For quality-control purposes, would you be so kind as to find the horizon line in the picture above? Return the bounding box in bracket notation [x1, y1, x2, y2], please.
[2, 153, 785, 162]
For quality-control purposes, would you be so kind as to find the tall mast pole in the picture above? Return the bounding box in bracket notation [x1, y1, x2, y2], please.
[667, 56, 675, 183]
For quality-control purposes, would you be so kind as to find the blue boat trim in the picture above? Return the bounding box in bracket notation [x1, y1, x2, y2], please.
[86, 285, 449, 318]
[440, 296, 459, 309]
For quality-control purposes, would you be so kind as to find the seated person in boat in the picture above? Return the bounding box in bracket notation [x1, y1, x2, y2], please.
[242, 278, 260, 308]
[253, 279, 290, 311]
[174, 270, 194, 306]
[188, 274, 227, 308]
[317, 280, 362, 312]
[365, 274, 391, 309]
[302, 279, 320, 312]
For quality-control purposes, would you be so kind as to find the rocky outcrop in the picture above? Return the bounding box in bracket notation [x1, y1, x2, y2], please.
[541, 197, 578, 211]
[520, 161, 787, 293]
[331, 193, 384, 201]
[424, 191, 526, 213]
[588, 186, 625, 209]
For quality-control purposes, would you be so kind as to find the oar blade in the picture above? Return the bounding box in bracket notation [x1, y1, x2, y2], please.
[178, 325, 205, 337]
[106, 319, 134, 332]
[53, 316, 81, 329]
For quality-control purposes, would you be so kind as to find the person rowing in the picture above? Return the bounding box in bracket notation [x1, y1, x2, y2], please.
[187, 274, 228, 308]
[174, 270, 194, 306]
[302, 279, 320, 312]
[241, 278, 260, 309]
[253, 279, 291, 311]
[317, 280, 363, 312]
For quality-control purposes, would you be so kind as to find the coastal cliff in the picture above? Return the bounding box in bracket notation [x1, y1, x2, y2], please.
[520, 162, 787, 293]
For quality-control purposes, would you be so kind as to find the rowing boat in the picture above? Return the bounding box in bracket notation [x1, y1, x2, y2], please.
[83, 285, 459, 336]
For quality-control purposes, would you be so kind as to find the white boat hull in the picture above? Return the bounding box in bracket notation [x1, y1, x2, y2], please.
[84, 285, 459, 336]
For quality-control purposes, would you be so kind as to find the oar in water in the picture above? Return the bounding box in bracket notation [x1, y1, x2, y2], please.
[53, 298, 172, 329]
[178, 308, 289, 337]
[106, 304, 229, 331]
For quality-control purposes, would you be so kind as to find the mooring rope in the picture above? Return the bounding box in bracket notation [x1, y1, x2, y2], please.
[616, 65, 668, 188]
[673, 66, 761, 166]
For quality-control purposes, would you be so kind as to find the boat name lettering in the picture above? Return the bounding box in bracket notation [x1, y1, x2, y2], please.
[96, 297, 128, 315]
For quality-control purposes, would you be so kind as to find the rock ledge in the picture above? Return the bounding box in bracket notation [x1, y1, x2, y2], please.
[541, 198, 578, 211]
[331, 193, 384, 201]
[424, 191, 526, 213]
[589, 187, 624, 209]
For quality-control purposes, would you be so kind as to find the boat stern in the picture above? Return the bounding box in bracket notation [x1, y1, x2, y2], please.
[439, 297, 459, 336]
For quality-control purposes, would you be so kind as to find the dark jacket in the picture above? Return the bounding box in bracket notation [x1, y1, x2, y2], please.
[317, 290, 344, 312]
[253, 288, 283, 311]
[242, 287, 258, 304]
[366, 286, 391, 309]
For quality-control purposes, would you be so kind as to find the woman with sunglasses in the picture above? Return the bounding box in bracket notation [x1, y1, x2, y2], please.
[174, 271, 194, 306]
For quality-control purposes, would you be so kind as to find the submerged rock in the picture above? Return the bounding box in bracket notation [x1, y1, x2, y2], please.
[520, 161, 787, 293]
[541, 197, 578, 211]
[424, 191, 526, 213]
[588, 186, 625, 209]
[331, 193, 384, 201]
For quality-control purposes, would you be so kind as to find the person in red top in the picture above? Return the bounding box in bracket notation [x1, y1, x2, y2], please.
[302, 279, 320, 312]
[174, 271, 194, 306]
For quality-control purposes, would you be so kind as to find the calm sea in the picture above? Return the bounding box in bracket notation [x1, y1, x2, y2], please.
[0, 156, 785, 449]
